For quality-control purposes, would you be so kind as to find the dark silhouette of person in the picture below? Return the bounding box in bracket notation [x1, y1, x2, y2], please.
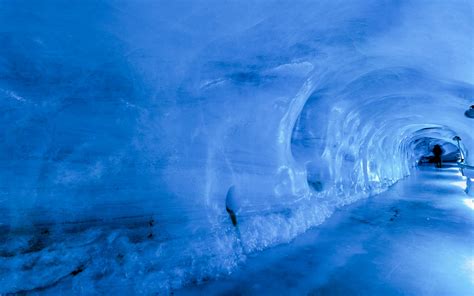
[432, 144, 443, 168]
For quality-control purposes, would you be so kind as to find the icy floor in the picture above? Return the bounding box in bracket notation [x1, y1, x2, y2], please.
[178, 165, 474, 295]
[1, 165, 473, 295]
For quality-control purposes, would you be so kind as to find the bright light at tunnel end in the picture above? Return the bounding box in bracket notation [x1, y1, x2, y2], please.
[450, 180, 467, 190]
[462, 198, 474, 210]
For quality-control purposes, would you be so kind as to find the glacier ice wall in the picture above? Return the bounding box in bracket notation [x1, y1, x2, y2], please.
[1, 0, 473, 292]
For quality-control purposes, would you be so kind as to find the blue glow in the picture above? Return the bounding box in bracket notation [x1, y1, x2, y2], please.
[0, 0, 473, 294]
[463, 198, 474, 210]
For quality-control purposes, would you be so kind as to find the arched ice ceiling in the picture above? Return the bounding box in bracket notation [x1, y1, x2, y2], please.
[0, 0, 473, 290]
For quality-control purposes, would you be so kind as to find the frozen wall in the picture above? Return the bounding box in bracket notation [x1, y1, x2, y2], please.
[1, 0, 473, 292]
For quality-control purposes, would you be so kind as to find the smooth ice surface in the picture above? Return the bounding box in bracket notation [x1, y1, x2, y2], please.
[178, 165, 474, 295]
[1, 0, 473, 293]
[1, 165, 471, 294]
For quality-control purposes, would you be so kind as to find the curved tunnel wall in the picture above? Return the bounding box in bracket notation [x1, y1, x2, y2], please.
[0, 0, 473, 291]
[292, 67, 473, 203]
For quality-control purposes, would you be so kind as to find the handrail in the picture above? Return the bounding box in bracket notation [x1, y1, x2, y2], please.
[458, 163, 474, 170]
[457, 162, 474, 178]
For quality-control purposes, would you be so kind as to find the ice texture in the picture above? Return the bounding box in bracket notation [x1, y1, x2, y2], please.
[0, 0, 473, 293]
[178, 165, 474, 295]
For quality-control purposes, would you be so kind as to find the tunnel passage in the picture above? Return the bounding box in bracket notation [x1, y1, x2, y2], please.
[412, 138, 461, 165]
[290, 82, 473, 205]
[403, 127, 468, 167]
[290, 66, 473, 200]
[0, 1, 473, 294]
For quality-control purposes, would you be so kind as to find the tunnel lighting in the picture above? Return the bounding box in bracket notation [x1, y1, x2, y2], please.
[462, 199, 474, 210]
[452, 136, 465, 162]
[450, 180, 467, 189]
[465, 105, 474, 118]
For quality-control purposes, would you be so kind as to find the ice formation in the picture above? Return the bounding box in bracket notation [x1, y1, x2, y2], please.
[0, 0, 473, 293]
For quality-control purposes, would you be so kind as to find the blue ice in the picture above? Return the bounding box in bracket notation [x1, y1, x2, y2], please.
[0, 0, 473, 294]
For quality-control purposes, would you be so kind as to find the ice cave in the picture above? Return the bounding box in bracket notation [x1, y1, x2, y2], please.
[1, 0, 473, 295]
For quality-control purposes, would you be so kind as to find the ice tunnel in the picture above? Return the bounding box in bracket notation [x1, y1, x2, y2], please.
[1, 0, 473, 294]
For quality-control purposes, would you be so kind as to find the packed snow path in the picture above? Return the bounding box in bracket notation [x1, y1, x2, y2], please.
[178, 165, 474, 295]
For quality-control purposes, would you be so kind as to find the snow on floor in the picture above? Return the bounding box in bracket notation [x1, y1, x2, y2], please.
[1, 164, 472, 295]
[177, 164, 474, 295]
